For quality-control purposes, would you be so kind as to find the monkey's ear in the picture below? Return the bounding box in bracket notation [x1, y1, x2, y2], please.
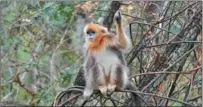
[101, 29, 106, 33]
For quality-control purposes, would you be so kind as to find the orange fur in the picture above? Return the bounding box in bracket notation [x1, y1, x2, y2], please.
[85, 22, 129, 54]
[87, 35, 112, 52]
[85, 23, 106, 33]
[85, 23, 113, 53]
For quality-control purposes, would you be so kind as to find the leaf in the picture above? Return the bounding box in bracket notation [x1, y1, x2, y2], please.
[5, 13, 16, 22]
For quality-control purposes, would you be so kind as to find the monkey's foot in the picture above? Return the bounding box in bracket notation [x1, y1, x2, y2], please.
[107, 84, 116, 92]
[98, 86, 107, 96]
[83, 89, 93, 100]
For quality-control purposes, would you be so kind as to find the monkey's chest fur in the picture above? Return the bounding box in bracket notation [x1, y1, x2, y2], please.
[85, 46, 129, 89]
[85, 45, 127, 76]
[94, 49, 121, 74]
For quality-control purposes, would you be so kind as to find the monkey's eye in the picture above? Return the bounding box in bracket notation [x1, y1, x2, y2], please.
[87, 31, 95, 35]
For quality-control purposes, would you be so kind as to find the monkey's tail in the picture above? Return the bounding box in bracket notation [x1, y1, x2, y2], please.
[125, 82, 142, 106]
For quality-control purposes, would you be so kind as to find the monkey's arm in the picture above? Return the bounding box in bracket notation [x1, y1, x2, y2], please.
[114, 11, 129, 49]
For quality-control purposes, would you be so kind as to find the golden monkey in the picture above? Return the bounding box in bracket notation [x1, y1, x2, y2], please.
[83, 11, 131, 99]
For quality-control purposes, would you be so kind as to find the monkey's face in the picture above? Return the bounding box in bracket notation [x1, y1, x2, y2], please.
[84, 23, 108, 42]
[86, 30, 96, 41]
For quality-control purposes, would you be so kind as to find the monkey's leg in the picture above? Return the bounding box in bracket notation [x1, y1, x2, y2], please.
[109, 64, 129, 92]
[83, 68, 94, 99]
[96, 64, 107, 96]
[108, 64, 120, 92]
[108, 64, 117, 92]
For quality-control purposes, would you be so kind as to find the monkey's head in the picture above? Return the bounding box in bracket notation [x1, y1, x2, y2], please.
[84, 23, 109, 42]
[84, 23, 115, 51]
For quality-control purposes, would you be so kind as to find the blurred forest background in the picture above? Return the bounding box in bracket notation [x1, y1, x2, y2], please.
[0, 1, 202, 106]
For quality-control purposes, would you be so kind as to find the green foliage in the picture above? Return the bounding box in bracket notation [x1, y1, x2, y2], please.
[1, 1, 77, 105]
[5, 12, 16, 22]
[17, 88, 29, 101]
[54, 3, 75, 23]
[17, 45, 31, 61]
[58, 67, 75, 87]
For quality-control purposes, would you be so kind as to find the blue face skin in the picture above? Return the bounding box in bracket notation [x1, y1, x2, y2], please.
[87, 31, 96, 40]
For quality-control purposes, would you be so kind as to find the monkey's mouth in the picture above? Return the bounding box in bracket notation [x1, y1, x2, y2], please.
[88, 36, 95, 41]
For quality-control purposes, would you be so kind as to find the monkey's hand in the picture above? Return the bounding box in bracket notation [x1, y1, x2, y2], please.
[115, 11, 122, 25]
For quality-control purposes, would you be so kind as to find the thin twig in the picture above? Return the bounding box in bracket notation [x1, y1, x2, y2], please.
[145, 41, 202, 48]
[0, 3, 56, 34]
[119, 90, 192, 107]
[167, 8, 202, 43]
[59, 93, 82, 106]
[94, 9, 146, 20]
[127, 23, 154, 65]
[187, 95, 202, 102]
[129, 65, 202, 78]
[130, 21, 177, 35]
[157, 2, 198, 24]
[141, 44, 200, 92]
